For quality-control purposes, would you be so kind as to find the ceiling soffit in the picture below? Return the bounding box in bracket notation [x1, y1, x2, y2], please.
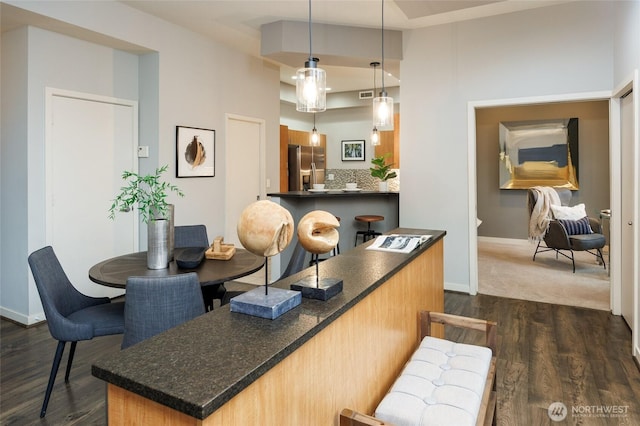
[261, 20, 402, 78]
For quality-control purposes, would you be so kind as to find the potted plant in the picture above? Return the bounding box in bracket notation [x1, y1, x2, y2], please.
[109, 165, 184, 269]
[370, 153, 397, 191]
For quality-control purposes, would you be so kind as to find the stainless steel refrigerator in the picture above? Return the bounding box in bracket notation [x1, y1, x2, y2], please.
[288, 144, 325, 191]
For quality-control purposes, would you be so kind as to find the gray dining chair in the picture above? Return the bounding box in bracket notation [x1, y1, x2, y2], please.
[28, 246, 125, 418]
[174, 225, 225, 311]
[121, 273, 206, 349]
[174, 224, 209, 248]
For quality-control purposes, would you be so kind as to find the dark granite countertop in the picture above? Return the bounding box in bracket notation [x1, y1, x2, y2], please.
[92, 228, 445, 420]
[267, 190, 399, 198]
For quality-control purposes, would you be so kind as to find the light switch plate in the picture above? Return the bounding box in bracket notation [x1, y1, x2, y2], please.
[137, 146, 149, 158]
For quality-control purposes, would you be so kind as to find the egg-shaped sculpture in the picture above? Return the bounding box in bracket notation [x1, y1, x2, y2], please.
[297, 210, 340, 255]
[237, 200, 294, 257]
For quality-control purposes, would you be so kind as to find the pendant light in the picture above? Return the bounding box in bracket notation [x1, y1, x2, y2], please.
[296, 0, 326, 112]
[370, 62, 381, 146]
[373, 0, 393, 130]
[310, 113, 320, 146]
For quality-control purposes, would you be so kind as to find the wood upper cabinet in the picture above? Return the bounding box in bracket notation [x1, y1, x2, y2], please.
[374, 113, 400, 168]
[279, 126, 327, 191]
[288, 129, 326, 150]
[279, 125, 289, 192]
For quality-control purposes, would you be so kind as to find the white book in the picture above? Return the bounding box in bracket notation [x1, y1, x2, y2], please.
[365, 234, 432, 253]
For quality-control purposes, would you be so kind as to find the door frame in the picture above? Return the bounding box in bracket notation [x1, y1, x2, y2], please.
[44, 87, 139, 251]
[611, 70, 639, 361]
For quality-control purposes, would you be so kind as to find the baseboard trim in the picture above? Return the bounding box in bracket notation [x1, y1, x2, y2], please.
[0, 306, 45, 327]
[478, 236, 530, 247]
[445, 281, 472, 295]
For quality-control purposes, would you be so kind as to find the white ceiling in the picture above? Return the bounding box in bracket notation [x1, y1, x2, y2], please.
[2, 0, 572, 93]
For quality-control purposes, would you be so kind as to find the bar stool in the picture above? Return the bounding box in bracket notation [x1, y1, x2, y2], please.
[354, 215, 384, 245]
[311, 216, 341, 265]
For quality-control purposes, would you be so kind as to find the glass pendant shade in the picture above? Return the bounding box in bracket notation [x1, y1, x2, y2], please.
[296, 59, 326, 113]
[371, 127, 380, 146]
[373, 92, 394, 130]
[310, 128, 320, 146]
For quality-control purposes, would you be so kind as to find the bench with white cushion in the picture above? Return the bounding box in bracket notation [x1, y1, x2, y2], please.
[340, 311, 497, 426]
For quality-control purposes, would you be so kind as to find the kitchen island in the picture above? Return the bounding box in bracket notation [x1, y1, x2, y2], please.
[267, 190, 399, 279]
[92, 228, 444, 425]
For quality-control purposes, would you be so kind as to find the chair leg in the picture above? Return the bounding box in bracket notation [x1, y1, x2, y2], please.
[571, 250, 576, 273]
[64, 341, 77, 382]
[533, 241, 541, 261]
[41, 341, 66, 418]
[597, 248, 606, 269]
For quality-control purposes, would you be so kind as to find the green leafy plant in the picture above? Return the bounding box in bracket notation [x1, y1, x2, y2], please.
[108, 165, 184, 223]
[370, 153, 397, 181]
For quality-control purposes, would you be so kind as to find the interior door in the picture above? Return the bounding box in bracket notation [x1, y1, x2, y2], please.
[621, 89, 635, 329]
[225, 114, 265, 247]
[47, 89, 137, 298]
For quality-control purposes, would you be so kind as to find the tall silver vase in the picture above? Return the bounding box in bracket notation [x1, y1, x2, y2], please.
[167, 204, 175, 261]
[147, 219, 170, 269]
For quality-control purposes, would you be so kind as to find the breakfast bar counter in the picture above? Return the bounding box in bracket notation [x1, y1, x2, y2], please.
[92, 227, 445, 425]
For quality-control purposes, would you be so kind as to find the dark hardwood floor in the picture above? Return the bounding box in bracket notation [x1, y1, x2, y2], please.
[1, 291, 639, 425]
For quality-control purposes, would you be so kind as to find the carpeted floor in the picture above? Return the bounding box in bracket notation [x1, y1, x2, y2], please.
[478, 237, 610, 311]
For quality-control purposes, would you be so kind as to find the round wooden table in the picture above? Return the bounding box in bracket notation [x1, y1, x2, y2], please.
[89, 248, 265, 289]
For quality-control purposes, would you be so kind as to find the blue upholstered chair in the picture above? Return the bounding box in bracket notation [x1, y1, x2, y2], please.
[28, 246, 125, 418]
[280, 240, 308, 280]
[174, 225, 225, 311]
[174, 224, 209, 248]
[121, 273, 206, 349]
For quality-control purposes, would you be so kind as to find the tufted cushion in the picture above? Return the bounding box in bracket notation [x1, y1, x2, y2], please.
[557, 216, 593, 235]
[375, 336, 492, 426]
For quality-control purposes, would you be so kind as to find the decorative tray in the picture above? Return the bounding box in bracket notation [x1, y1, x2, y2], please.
[175, 247, 206, 269]
[205, 236, 236, 260]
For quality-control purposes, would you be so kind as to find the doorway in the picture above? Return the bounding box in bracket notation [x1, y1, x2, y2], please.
[468, 91, 613, 309]
[224, 114, 266, 247]
[45, 88, 138, 298]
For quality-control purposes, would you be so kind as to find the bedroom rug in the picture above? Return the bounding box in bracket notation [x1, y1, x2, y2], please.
[478, 237, 610, 311]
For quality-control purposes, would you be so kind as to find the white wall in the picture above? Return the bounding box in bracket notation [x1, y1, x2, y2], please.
[400, 1, 616, 292]
[613, 0, 640, 84]
[0, 27, 30, 319]
[0, 1, 280, 323]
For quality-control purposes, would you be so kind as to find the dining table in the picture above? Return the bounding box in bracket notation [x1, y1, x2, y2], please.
[88, 247, 265, 289]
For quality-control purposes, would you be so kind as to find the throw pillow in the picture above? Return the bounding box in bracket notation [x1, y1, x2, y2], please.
[550, 203, 587, 221]
[557, 216, 593, 235]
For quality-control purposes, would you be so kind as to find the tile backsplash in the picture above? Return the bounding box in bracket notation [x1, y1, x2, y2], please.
[324, 169, 399, 191]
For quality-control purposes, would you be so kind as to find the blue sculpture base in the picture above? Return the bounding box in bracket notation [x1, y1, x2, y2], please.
[230, 286, 301, 320]
[290, 276, 343, 301]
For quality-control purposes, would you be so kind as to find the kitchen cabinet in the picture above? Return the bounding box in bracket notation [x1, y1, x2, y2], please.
[374, 113, 400, 167]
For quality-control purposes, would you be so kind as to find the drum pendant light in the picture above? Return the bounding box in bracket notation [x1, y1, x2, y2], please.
[373, 0, 393, 130]
[370, 61, 381, 146]
[296, 0, 326, 112]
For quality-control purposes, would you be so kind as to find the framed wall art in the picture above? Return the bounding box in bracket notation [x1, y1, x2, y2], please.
[341, 140, 365, 161]
[176, 126, 215, 177]
[498, 118, 578, 189]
